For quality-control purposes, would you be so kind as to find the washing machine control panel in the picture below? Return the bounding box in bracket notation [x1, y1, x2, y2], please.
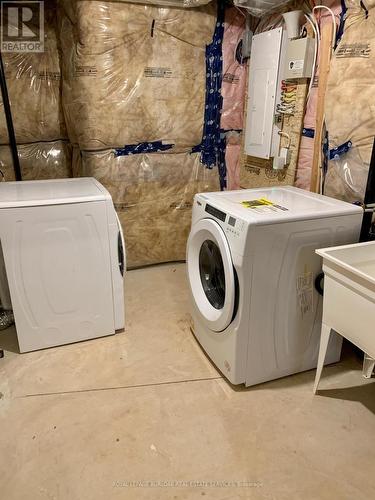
[203, 203, 245, 238]
[205, 203, 226, 222]
[225, 216, 246, 237]
[194, 196, 248, 253]
[223, 216, 247, 255]
[225, 223, 246, 255]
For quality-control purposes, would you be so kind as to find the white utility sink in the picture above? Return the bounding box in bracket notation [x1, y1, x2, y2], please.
[314, 241, 375, 393]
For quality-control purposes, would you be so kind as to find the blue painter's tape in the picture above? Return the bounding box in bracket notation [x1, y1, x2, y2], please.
[114, 141, 173, 157]
[329, 140, 352, 160]
[193, 0, 225, 188]
[302, 128, 315, 139]
[335, 0, 347, 50]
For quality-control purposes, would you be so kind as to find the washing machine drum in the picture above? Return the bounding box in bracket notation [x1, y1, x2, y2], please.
[187, 218, 236, 332]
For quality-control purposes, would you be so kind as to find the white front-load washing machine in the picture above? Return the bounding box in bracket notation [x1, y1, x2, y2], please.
[187, 186, 363, 386]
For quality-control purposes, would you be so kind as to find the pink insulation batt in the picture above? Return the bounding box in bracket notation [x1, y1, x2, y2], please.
[221, 7, 247, 190]
[220, 7, 247, 131]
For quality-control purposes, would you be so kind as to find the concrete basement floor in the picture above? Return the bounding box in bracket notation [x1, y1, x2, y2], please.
[0, 263, 375, 500]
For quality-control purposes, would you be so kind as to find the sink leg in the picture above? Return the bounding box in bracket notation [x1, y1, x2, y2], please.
[313, 324, 332, 394]
[362, 354, 375, 379]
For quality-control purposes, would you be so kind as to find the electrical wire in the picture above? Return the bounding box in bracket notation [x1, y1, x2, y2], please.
[234, 4, 247, 19]
[278, 131, 291, 149]
[276, 80, 298, 115]
[304, 13, 319, 99]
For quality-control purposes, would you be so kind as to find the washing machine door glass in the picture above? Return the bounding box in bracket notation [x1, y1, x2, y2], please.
[199, 240, 226, 310]
[187, 218, 235, 332]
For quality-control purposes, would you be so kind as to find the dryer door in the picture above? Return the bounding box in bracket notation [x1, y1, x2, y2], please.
[187, 218, 235, 332]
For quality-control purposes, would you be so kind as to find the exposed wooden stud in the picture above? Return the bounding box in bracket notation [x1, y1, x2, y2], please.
[310, 22, 334, 193]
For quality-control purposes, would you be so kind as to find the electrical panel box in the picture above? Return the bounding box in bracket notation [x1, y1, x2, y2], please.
[244, 27, 286, 159]
[283, 37, 314, 79]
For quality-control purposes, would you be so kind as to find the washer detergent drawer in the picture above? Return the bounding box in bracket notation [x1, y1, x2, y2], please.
[0, 201, 115, 352]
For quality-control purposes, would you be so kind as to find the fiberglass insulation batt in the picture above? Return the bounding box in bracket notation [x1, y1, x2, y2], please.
[0, 141, 72, 181]
[73, 150, 220, 267]
[324, 0, 375, 203]
[59, 0, 216, 150]
[0, 2, 66, 144]
[104, 0, 212, 5]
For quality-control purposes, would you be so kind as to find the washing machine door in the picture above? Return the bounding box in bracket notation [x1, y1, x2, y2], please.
[187, 218, 235, 332]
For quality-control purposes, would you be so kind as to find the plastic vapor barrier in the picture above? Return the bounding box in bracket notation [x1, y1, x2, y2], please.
[0, 141, 72, 181]
[251, 0, 304, 31]
[107, 0, 212, 6]
[59, 0, 216, 150]
[234, 0, 291, 18]
[73, 150, 220, 267]
[324, 0, 375, 203]
[0, 2, 66, 144]
[324, 145, 369, 203]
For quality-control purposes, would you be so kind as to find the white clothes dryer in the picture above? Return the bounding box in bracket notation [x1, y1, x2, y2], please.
[0, 178, 125, 352]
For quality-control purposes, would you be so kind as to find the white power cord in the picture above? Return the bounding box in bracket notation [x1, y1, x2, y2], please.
[304, 6, 337, 99]
[278, 131, 291, 148]
[304, 13, 319, 99]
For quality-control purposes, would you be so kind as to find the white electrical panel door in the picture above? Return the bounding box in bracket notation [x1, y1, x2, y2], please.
[245, 27, 283, 159]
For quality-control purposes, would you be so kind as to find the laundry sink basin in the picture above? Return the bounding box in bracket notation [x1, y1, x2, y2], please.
[317, 241, 375, 285]
[314, 241, 375, 392]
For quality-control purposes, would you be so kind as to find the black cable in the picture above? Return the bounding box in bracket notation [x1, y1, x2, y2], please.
[0, 51, 21, 181]
[364, 137, 375, 207]
[314, 273, 324, 296]
[360, 0, 369, 18]
[359, 137, 375, 242]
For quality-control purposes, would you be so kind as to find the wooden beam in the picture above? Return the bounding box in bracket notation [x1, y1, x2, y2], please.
[310, 22, 334, 193]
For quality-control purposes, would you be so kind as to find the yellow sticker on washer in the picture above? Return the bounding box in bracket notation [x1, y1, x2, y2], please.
[241, 197, 274, 208]
[241, 198, 288, 212]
